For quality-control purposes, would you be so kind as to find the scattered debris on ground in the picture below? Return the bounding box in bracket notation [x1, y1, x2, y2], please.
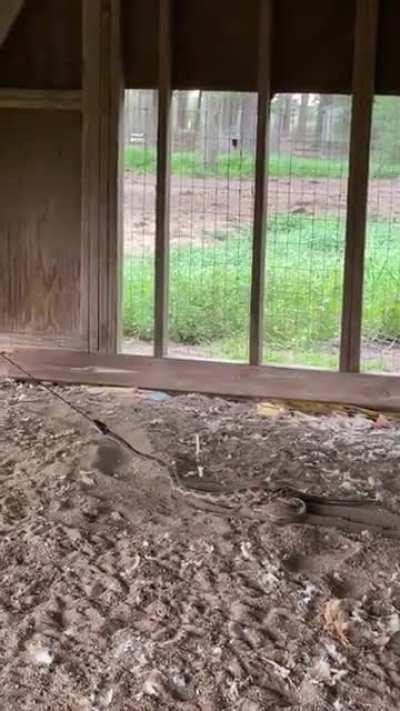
[1, 379, 400, 709]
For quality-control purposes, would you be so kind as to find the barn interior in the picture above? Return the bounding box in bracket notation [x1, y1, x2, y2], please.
[2, 1, 400, 709]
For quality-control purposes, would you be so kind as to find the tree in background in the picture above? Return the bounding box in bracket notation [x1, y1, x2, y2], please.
[371, 96, 400, 167]
[295, 93, 310, 144]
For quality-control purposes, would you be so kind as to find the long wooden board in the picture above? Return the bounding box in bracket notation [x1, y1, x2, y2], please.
[82, 0, 102, 352]
[0, 89, 81, 110]
[81, 0, 123, 354]
[154, 0, 173, 358]
[340, 0, 379, 372]
[98, 0, 124, 353]
[1, 349, 400, 411]
[249, 0, 273, 365]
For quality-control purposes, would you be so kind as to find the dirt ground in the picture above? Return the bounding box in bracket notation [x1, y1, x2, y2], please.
[123, 173, 400, 249]
[2, 379, 400, 710]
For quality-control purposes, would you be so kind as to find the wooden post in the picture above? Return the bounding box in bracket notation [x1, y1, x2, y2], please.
[154, 0, 173, 358]
[82, 0, 101, 352]
[82, 0, 123, 354]
[249, 0, 273, 365]
[339, 0, 379, 373]
[98, 0, 124, 353]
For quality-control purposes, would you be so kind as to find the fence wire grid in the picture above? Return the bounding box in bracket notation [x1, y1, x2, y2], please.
[122, 89, 398, 375]
[361, 96, 400, 374]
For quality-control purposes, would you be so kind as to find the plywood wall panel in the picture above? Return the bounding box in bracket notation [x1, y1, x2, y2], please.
[0, 110, 83, 338]
[0, 0, 81, 89]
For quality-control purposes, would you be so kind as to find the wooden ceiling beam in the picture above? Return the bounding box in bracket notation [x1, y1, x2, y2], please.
[0, 0, 24, 48]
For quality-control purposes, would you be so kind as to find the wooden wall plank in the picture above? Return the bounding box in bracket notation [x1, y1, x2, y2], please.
[82, 0, 123, 355]
[98, 0, 124, 353]
[249, 0, 273, 365]
[82, 0, 101, 352]
[340, 0, 379, 373]
[0, 333, 85, 350]
[0, 89, 81, 110]
[2, 348, 400, 411]
[154, 0, 173, 358]
[0, 110, 82, 339]
[0, 1, 24, 48]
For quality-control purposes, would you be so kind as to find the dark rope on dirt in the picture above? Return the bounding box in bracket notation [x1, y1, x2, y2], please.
[0, 351, 168, 469]
[3, 352, 400, 538]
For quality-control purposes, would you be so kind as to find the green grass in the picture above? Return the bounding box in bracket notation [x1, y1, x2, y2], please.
[123, 215, 400, 365]
[124, 145, 400, 180]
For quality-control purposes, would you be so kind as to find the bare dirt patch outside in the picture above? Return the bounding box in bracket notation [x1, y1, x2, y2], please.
[2, 381, 400, 708]
[123, 173, 400, 251]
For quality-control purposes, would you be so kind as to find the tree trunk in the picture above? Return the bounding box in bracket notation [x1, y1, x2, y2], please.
[176, 91, 188, 131]
[295, 93, 309, 144]
[146, 90, 158, 148]
[281, 95, 292, 136]
[314, 94, 332, 149]
[239, 93, 257, 153]
[271, 94, 292, 150]
[193, 91, 203, 136]
[199, 93, 221, 168]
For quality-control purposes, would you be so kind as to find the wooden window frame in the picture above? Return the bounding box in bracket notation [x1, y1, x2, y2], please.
[4, 0, 399, 410]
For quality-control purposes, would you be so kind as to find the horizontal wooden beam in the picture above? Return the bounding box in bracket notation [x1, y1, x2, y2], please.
[0, 333, 87, 351]
[0, 90, 82, 111]
[0, 0, 24, 48]
[1, 349, 400, 411]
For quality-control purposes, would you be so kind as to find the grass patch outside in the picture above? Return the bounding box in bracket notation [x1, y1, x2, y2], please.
[124, 145, 400, 180]
[123, 215, 400, 365]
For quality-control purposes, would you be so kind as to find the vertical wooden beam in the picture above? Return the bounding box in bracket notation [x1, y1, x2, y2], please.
[82, 0, 101, 351]
[82, 0, 123, 354]
[98, 0, 124, 353]
[340, 0, 379, 373]
[249, 0, 273, 365]
[154, 0, 173, 358]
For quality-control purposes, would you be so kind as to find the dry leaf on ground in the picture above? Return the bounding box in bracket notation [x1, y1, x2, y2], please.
[322, 599, 351, 647]
[256, 401, 286, 418]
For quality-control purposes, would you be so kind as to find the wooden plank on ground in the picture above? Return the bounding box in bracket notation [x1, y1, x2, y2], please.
[0, 89, 82, 111]
[154, 0, 173, 358]
[1, 349, 400, 411]
[340, 0, 379, 373]
[249, 0, 273, 365]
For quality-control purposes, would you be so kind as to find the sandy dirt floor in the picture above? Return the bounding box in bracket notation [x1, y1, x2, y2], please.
[123, 173, 400, 250]
[2, 380, 400, 709]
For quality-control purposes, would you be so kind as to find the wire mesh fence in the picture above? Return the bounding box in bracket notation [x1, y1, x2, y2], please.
[263, 93, 351, 369]
[168, 91, 256, 361]
[122, 90, 398, 374]
[122, 89, 256, 360]
[361, 96, 400, 374]
[123, 89, 158, 355]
